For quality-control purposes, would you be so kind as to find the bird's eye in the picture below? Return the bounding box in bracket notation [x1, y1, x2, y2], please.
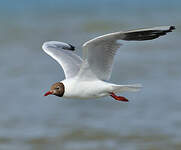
[56, 86, 60, 90]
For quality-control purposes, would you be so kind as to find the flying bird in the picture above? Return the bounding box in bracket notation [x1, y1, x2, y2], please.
[42, 26, 175, 102]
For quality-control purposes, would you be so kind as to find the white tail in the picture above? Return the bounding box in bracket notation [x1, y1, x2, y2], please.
[112, 84, 143, 93]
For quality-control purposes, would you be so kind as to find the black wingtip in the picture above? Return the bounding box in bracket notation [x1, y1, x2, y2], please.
[169, 26, 176, 31]
[68, 44, 75, 51]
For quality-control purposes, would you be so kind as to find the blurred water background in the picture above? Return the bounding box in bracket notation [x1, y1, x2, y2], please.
[0, 0, 181, 150]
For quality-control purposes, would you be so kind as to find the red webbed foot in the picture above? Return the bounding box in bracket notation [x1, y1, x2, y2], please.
[110, 92, 128, 102]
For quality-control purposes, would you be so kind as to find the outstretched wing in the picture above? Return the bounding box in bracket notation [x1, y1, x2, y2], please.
[82, 26, 175, 80]
[42, 41, 83, 79]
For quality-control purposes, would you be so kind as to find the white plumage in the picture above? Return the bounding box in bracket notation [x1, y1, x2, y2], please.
[42, 26, 175, 101]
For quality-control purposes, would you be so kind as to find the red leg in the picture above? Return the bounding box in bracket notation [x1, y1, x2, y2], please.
[110, 92, 128, 102]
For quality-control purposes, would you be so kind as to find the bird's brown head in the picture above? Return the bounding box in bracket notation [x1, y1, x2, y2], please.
[44, 82, 64, 97]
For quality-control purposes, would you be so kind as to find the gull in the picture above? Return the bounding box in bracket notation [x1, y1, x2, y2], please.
[42, 26, 175, 102]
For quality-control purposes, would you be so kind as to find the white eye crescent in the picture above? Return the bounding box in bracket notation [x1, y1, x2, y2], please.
[56, 86, 60, 90]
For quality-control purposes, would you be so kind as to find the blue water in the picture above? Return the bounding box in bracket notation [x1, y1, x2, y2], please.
[0, 1, 181, 150]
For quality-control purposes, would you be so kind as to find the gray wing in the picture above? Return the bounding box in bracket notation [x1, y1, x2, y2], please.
[82, 26, 175, 80]
[42, 41, 83, 79]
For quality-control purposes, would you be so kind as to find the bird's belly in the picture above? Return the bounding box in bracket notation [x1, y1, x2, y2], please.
[64, 87, 108, 99]
[63, 80, 110, 99]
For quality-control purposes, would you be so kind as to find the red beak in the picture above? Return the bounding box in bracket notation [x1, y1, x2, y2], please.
[44, 91, 53, 96]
